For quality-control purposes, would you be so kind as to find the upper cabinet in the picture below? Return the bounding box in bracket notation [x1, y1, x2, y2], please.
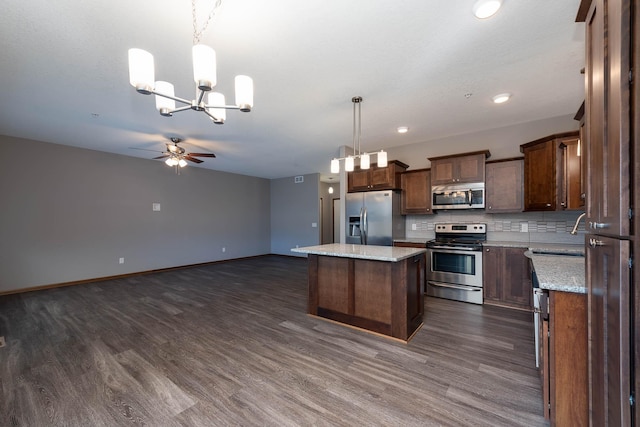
[401, 169, 433, 215]
[347, 160, 408, 192]
[520, 132, 583, 211]
[485, 159, 524, 213]
[429, 151, 490, 185]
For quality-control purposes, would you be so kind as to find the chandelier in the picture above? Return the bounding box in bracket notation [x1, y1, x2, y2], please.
[330, 97, 387, 173]
[127, 0, 253, 124]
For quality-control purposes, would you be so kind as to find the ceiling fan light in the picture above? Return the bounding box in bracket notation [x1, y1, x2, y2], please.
[128, 48, 155, 93]
[360, 153, 370, 170]
[165, 157, 178, 167]
[235, 75, 254, 112]
[207, 92, 226, 122]
[178, 158, 188, 168]
[473, 0, 502, 19]
[377, 150, 388, 167]
[331, 158, 340, 174]
[192, 44, 216, 91]
[154, 81, 176, 115]
[345, 156, 355, 172]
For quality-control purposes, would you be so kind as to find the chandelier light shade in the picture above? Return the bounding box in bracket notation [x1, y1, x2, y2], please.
[128, 48, 155, 93]
[127, 0, 253, 124]
[192, 44, 217, 90]
[207, 92, 227, 123]
[330, 96, 388, 174]
[154, 81, 176, 114]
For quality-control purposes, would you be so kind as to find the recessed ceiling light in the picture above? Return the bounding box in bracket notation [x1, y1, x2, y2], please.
[397, 126, 409, 134]
[492, 93, 511, 104]
[473, 0, 502, 19]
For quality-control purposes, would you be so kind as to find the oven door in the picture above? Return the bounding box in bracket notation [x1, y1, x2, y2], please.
[426, 247, 483, 304]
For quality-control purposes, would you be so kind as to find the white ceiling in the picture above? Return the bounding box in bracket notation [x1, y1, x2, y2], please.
[0, 0, 585, 180]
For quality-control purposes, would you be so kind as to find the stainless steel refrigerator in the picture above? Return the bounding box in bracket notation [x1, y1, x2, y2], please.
[345, 190, 405, 246]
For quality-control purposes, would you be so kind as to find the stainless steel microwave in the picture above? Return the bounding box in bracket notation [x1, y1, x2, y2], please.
[431, 182, 485, 210]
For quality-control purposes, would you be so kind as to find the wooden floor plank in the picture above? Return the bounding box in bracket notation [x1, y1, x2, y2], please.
[0, 255, 548, 426]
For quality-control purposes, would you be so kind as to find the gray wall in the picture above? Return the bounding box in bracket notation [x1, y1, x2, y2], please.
[0, 135, 271, 293]
[270, 174, 321, 256]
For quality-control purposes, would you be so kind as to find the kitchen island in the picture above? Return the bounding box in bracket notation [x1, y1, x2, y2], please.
[291, 243, 426, 342]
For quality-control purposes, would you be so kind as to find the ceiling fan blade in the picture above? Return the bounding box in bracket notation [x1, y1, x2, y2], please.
[187, 152, 216, 158]
[184, 156, 204, 164]
[153, 154, 170, 159]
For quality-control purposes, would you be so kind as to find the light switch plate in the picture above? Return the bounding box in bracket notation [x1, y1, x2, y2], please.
[411, 223, 417, 231]
[312, 222, 317, 228]
[152, 203, 161, 211]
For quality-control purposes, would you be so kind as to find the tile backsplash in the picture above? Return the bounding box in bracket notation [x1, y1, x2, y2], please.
[405, 210, 586, 245]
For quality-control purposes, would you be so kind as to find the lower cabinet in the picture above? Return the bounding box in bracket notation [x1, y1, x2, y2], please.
[482, 246, 532, 310]
[538, 291, 588, 425]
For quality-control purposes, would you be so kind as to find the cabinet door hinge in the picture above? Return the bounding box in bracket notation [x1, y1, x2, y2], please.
[629, 68, 634, 84]
[629, 208, 634, 220]
[629, 258, 634, 269]
[630, 393, 635, 407]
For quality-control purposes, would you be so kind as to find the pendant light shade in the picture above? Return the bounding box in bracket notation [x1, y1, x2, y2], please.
[154, 81, 176, 115]
[128, 48, 155, 93]
[192, 44, 217, 91]
[331, 158, 340, 174]
[360, 153, 370, 170]
[345, 156, 355, 172]
[235, 75, 254, 111]
[207, 92, 226, 123]
[178, 158, 188, 168]
[377, 150, 388, 167]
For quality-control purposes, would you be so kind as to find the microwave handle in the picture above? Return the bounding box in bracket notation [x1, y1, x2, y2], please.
[467, 189, 472, 206]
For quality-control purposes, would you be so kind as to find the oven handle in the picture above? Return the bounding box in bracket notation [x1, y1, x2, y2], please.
[428, 281, 482, 291]
[427, 245, 478, 251]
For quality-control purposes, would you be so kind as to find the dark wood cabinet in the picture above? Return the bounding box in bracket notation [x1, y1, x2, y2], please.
[520, 132, 582, 211]
[400, 169, 433, 215]
[307, 252, 425, 341]
[586, 235, 631, 426]
[428, 151, 490, 185]
[485, 159, 524, 213]
[482, 246, 532, 310]
[538, 290, 589, 426]
[347, 160, 408, 192]
[578, 0, 635, 424]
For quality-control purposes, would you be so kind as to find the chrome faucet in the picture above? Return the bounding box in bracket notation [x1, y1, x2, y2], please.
[570, 212, 586, 235]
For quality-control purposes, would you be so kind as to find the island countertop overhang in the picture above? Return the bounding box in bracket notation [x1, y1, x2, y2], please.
[291, 243, 426, 262]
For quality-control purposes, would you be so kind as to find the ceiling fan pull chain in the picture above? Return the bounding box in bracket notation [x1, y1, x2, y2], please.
[192, 0, 223, 45]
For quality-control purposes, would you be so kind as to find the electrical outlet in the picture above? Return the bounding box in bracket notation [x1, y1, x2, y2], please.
[222, 247, 226, 253]
[119, 257, 125, 264]
[411, 223, 417, 231]
[152, 203, 161, 211]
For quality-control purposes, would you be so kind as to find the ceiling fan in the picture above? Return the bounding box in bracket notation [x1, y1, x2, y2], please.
[132, 137, 216, 170]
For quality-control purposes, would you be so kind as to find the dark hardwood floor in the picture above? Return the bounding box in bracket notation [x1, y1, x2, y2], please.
[0, 255, 548, 426]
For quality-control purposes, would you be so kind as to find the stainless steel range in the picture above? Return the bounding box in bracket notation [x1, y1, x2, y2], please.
[426, 223, 486, 305]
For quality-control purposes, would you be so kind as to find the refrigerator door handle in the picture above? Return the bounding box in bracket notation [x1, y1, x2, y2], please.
[363, 207, 368, 245]
[359, 207, 365, 245]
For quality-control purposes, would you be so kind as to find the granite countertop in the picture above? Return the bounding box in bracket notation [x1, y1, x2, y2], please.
[525, 250, 586, 294]
[291, 243, 426, 262]
[484, 241, 585, 255]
